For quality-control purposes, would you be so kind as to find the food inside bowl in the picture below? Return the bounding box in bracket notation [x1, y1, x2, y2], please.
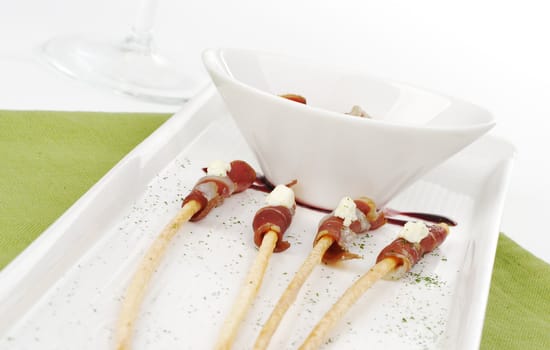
[279, 93, 307, 104]
[280, 93, 372, 119]
[346, 105, 372, 118]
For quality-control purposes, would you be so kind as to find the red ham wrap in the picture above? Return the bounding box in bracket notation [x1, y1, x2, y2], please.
[314, 197, 386, 264]
[252, 205, 295, 253]
[280, 94, 307, 104]
[376, 223, 450, 279]
[182, 160, 256, 221]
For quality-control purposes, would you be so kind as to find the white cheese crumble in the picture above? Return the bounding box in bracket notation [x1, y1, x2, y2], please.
[334, 196, 358, 227]
[398, 221, 430, 243]
[265, 185, 295, 209]
[206, 160, 231, 177]
[346, 105, 371, 118]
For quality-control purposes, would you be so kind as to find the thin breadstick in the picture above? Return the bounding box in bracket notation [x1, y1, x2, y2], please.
[115, 200, 202, 350]
[298, 258, 397, 350]
[215, 230, 279, 350]
[254, 235, 334, 350]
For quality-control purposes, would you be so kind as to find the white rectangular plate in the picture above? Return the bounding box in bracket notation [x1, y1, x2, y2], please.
[0, 87, 514, 350]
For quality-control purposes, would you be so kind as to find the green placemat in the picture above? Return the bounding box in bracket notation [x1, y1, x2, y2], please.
[481, 235, 550, 349]
[1, 110, 549, 349]
[0, 110, 170, 268]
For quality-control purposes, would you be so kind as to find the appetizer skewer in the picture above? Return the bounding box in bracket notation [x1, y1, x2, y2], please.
[215, 184, 296, 350]
[254, 196, 385, 350]
[115, 160, 256, 350]
[299, 221, 450, 350]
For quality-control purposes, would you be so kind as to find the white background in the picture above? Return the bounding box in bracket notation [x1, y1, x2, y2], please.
[1, 0, 549, 263]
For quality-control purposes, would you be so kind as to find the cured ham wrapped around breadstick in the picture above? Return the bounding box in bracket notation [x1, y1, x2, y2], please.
[252, 183, 297, 253]
[215, 184, 296, 350]
[253, 196, 385, 350]
[116, 160, 256, 350]
[314, 196, 386, 263]
[299, 221, 450, 350]
[377, 221, 450, 280]
[182, 160, 257, 221]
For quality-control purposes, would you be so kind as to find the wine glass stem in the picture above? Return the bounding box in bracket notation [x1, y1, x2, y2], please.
[126, 0, 159, 54]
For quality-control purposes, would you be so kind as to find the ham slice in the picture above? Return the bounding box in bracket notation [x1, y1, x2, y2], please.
[253, 205, 295, 252]
[182, 160, 256, 221]
[313, 196, 386, 264]
[376, 223, 450, 279]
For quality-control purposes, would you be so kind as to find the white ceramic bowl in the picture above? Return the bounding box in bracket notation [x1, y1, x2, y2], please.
[202, 48, 495, 210]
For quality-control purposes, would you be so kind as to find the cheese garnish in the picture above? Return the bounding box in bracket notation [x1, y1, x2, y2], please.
[398, 221, 430, 243]
[206, 160, 231, 177]
[334, 196, 357, 227]
[265, 185, 295, 209]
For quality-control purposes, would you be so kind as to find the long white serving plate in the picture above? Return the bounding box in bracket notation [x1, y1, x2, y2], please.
[0, 86, 514, 350]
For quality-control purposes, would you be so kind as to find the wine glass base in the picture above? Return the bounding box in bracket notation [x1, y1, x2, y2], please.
[40, 36, 203, 105]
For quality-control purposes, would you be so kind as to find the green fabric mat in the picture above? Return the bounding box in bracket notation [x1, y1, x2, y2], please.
[0, 110, 170, 268]
[481, 235, 550, 349]
[1, 110, 549, 349]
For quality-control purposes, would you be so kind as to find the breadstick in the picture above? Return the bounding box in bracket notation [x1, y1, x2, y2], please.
[215, 231, 279, 350]
[254, 235, 333, 350]
[299, 222, 450, 349]
[254, 196, 385, 350]
[298, 258, 396, 350]
[216, 184, 296, 349]
[115, 160, 256, 350]
[116, 201, 201, 350]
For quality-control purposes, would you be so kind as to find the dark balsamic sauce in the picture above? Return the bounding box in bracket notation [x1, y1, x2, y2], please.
[250, 178, 273, 193]
[200, 167, 457, 227]
[253, 175, 457, 227]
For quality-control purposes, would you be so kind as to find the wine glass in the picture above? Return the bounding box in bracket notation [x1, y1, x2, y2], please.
[40, 0, 203, 104]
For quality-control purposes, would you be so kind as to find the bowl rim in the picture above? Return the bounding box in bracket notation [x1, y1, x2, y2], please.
[202, 47, 496, 132]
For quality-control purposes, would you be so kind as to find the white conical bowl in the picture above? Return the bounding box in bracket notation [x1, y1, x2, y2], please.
[203, 48, 495, 210]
